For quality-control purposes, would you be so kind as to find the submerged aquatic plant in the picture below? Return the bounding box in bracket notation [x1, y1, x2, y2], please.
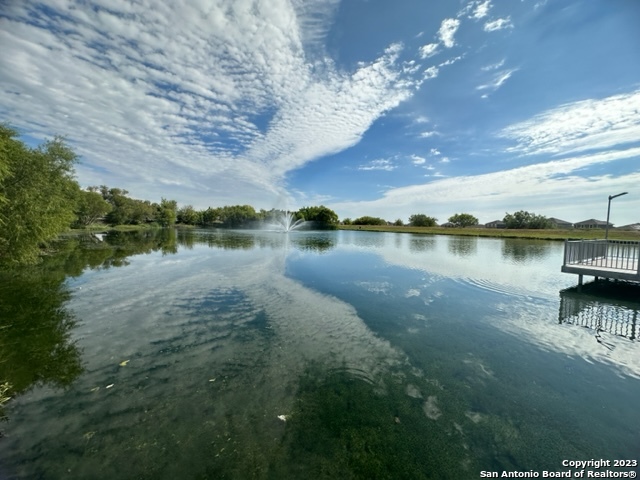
[0, 382, 11, 422]
[0, 382, 10, 407]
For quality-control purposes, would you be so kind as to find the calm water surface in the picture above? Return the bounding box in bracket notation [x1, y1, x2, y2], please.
[1, 229, 639, 479]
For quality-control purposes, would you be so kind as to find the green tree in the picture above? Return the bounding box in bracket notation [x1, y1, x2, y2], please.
[101, 187, 156, 226]
[0, 125, 80, 264]
[448, 213, 478, 228]
[353, 216, 387, 225]
[297, 205, 339, 228]
[200, 207, 220, 226]
[503, 210, 551, 229]
[342, 218, 352, 225]
[218, 205, 258, 227]
[409, 214, 438, 227]
[74, 189, 112, 227]
[393, 219, 404, 226]
[157, 198, 177, 227]
[177, 205, 200, 225]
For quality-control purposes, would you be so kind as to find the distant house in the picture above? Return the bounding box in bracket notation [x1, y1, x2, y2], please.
[440, 222, 455, 228]
[548, 217, 573, 229]
[574, 219, 612, 229]
[617, 223, 640, 231]
[485, 220, 506, 229]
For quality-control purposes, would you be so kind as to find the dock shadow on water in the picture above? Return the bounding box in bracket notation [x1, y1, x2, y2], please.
[559, 281, 640, 351]
[1, 230, 639, 479]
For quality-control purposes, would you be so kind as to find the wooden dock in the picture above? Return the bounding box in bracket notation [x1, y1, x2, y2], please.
[562, 239, 640, 284]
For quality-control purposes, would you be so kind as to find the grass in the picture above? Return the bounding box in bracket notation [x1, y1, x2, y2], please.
[66, 223, 163, 233]
[338, 225, 640, 241]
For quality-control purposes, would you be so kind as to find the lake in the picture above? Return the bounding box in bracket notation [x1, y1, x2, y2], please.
[1, 229, 639, 479]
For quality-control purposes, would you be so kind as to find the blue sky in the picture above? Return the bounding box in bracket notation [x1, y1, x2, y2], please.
[1, 0, 639, 225]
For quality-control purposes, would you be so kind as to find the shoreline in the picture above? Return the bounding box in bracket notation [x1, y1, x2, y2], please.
[64, 223, 640, 242]
[337, 225, 640, 242]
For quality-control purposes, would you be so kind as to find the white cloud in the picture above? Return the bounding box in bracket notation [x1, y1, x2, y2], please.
[411, 155, 426, 165]
[472, 0, 492, 19]
[0, 0, 418, 209]
[438, 18, 461, 48]
[481, 59, 505, 71]
[484, 17, 513, 32]
[423, 66, 440, 80]
[502, 89, 640, 156]
[329, 148, 640, 224]
[430, 148, 441, 156]
[420, 131, 438, 138]
[419, 43, 439, 59]
[438, 55, 465, 69]
[477, 68, 517, 93]
[358, 158, 397, 171]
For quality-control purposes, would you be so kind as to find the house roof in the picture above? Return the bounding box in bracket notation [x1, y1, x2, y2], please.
[548, 217, 572, 225]
[618, 223, 640, 230]
[574, 218, 611, 226]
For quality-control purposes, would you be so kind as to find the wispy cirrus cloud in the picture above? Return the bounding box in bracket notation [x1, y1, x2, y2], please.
[484, 17, 513, 32]
[481, 59, 506, 71]
[358, 158, 397, 171]
[502, 89, 640, 156]
[477, 68, 518, 95]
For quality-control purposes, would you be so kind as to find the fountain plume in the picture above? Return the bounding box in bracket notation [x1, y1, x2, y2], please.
[271, 210, 305, 232]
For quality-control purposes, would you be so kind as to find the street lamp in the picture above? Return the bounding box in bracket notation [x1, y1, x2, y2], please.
[605, 191, 628, 241]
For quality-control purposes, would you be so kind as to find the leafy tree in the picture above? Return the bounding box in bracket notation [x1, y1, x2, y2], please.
[393, 219, 404, 226]
[100, 187, 156, 226]
[200, 207, 220, 226]
[503, 210, 551, 229]
[448, 213, 478, 228]
[409, 214, 438, 227]
[177, 205, 200, 225]
[157, 198, 177, 227]
[297, 205, 339, 228]
[218, 205, 258, 227]
[74, 189, 112, 227]
[353, 216, 387, 225]
[0, 125, 80, 264]
[342, 218, 352, 225]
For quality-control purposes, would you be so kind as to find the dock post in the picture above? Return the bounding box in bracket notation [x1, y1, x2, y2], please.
[578, 274, 583, 286]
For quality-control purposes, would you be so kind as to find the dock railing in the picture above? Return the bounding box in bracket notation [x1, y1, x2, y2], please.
[563, 239, 640, 273]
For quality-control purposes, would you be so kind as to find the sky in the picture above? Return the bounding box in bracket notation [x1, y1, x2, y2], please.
[1, 0, 639, 225]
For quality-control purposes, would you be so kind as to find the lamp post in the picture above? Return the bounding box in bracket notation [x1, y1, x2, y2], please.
[605, 192, 628, 241]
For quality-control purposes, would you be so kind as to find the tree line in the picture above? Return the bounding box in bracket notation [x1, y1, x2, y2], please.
[77, 188, 341, 230]
[342, 213, 480, 228]
[342, 211, 555, 229]
[0, 125, 340, 264]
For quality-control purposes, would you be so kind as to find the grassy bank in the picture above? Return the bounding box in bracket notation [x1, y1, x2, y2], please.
[338, 225, 640, 241]
[65, 223, 166, 234]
